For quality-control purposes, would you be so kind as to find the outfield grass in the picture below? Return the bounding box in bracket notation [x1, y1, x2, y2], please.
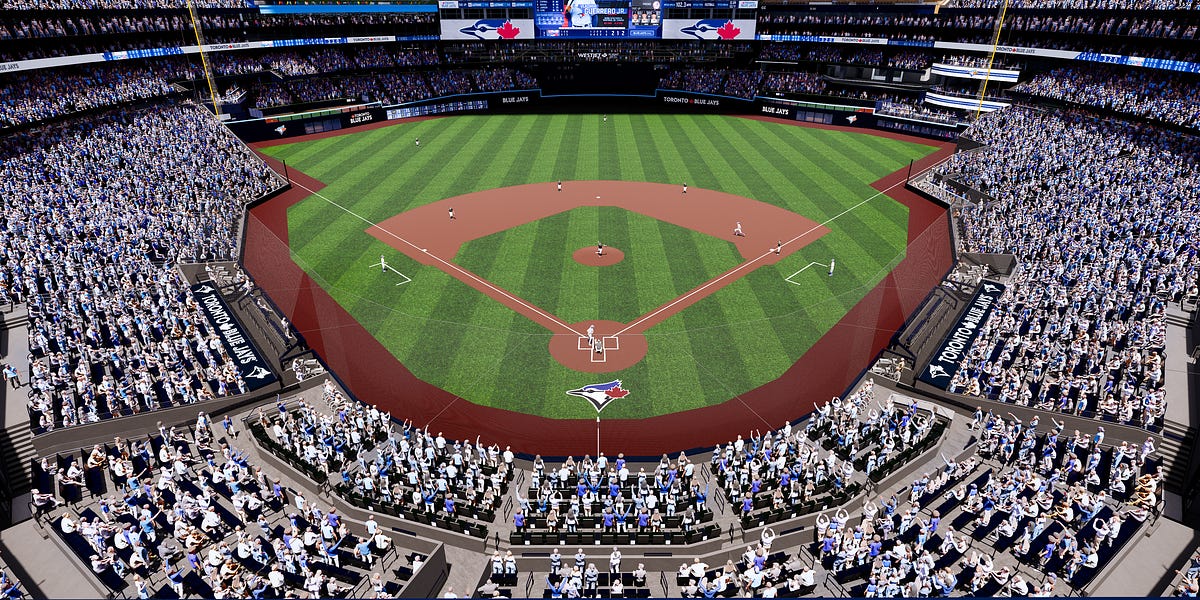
[263, 114, 937, 419]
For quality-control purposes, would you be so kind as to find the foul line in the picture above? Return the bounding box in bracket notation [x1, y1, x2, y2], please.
[615, 159, 946, 337]
[288, 179, 584, 337]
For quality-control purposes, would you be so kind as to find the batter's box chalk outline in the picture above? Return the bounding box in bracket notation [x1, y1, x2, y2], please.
[602, 336, 620, 351]
[590, 347, 607, 363]
[368, 261, 413, 286]
[784, 262, 829, 286]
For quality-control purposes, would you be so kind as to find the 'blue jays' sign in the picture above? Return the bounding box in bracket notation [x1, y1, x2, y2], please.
[918, 281, 1006, 390]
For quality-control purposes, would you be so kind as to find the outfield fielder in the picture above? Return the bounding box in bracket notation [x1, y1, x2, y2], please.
[828, 258, 836, 276]
[379, 254, 387, 273]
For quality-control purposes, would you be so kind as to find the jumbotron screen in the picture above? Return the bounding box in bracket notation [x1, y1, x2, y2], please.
[535, 0, 662, 38]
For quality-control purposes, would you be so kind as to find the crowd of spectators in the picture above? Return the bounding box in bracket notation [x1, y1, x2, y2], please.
[247, 67, 535, 109]
[936, 106, 1199, 429]
[889, 51, 932, 70]
[758, 10, 1198, 41]
[946, 0, 1196, 9]
[1014, 65, 1200, 130]
[938, 54, 1024, 72]
[756, 44, 934, 70]
[928, 82, 1012, 106]
[876, 100, 968, 126]
[757, 10, 1200, 59]
[718, 381, 936, 527]
[0, 61, 195, 128]
[760, 71, 826, 95]
[657, 68, 763, 100]
[817, 406, 1160, 597]
[1, 0, 249, 7]
[659, 68, 724, 95]
[37, 406, 424, 598]
[261, 380, 505, 534]
[2, 102, 284, 431]
[0, 12, 436, 42]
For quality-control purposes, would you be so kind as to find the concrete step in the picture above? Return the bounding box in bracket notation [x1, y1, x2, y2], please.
[0, 425, 34, 495]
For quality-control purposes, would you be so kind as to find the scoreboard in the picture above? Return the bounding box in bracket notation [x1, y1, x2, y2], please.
[534, 0, 663, 38]
[438, 0, 756, 39]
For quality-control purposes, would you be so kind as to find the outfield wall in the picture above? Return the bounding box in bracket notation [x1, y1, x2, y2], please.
[227, 89, 964, 143]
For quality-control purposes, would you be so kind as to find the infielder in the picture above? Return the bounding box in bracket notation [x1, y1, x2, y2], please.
[682, 182, 688, 194]
[733, 221, 745, 237]
[557, 180, 563, 192]
[448, 207, 455, 220]
[596, 241, 604, 256]
[774, 241, 782, 255]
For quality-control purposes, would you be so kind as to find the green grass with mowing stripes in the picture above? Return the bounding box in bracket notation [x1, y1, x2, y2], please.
[264, 114, 936, 419]
[454, 206, 743, 324]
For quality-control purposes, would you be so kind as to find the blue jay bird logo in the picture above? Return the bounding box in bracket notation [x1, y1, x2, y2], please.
[458, 19, 521, 39]
[680, 19, 742, 40]
[566, 380, 630, 412]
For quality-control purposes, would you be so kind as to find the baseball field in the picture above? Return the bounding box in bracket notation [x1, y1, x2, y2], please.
[259, 113, 938, 420]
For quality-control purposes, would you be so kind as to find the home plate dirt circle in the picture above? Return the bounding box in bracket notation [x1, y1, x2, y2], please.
[572, 246, 625, 266]
[548, 320, 648, 373]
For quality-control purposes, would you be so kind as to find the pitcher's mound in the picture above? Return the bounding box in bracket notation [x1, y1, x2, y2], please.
[573, 247, 624, 266]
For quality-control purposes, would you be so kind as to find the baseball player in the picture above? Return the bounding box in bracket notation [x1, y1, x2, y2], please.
[593, 336, 604, 354]
[603, 114, 608, 123]
[733, 221, 745, 237]
[587, 324, 595, 343]
[682, 182, 687, 194]
[558, 180, 562, 192]
[774, 241, 782, 255]
[828, 258, 836, 276]
[414, 137, 420, 148]
[596, 241, 604, 256]
[379, 254, 387, 273]
[448, 207, 455, 220]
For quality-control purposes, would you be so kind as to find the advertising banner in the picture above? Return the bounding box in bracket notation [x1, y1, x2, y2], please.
[930, 63, 1020, 82]
[918, 281, 1006, 389]
[190, 283, 279, 391]
[440, 19, 535, 40]
[662, 18, 755, 40]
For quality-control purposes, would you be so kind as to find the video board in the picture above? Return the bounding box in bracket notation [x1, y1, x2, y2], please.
[534, 0, 662, 38]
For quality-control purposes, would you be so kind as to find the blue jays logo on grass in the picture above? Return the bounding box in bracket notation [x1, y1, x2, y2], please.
[680, 19, 742, 40]
[566, 380, 630, 412]
[459, 19, 522, 40]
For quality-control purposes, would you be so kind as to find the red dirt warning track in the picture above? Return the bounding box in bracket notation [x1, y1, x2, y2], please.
[246, 122, 956, 457]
